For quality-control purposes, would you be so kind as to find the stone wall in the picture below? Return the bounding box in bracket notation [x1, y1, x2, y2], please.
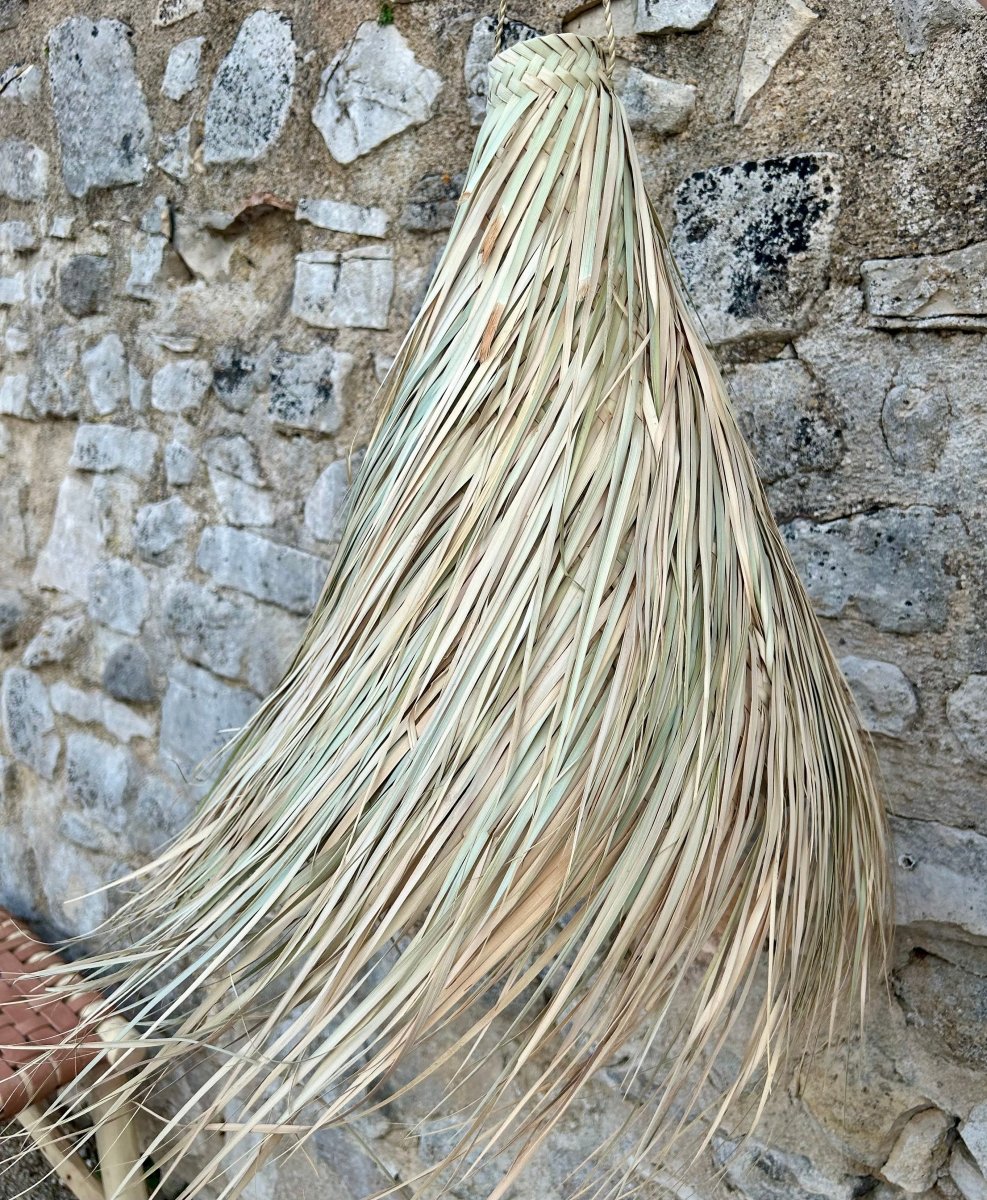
[1, 0, 986, 1197]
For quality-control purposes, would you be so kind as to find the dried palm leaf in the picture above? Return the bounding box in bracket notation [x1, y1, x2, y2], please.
[48, 26, 888, 1200]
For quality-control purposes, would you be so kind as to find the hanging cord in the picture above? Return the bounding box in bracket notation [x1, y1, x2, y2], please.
[495, 0, 616, 78]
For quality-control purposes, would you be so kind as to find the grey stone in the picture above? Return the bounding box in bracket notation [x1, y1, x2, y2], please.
[171, 213, 236, 282]
[81, 335, 129, 415]
[947, 675, 987, 766]
[88, 558, 149, 635]
[0, 274, 25, 306]
[0, 0, 25, 29]
[464, 17, 540, 124]
[160, 662, 259, 782]
[400, 171, 465, 232]
[102, 642, 156, 703]
[728, 359, 843, 484]
[670, 155, 840, 343]
[734, 0, 818, 123]
[208, 472, 273, 528]
[305, 461, 351, 542]
[70, 424, 159, 479]
[0, 221, 37, 252]
[34, 477, 107, 601]
[951, 1145, 987, 1200]
[59, 255, 112, 318]
[1, 669, 59, 779]
[0, 591, 25, 649]
[47, 18, 153, 198]
[295, 198, 389, 238]
[882, 382, 950, 470]
[713, 1135, 869, 1200]
[292, 247, 393, 330]
[158, 124, 192, 181]
[212, 347, 261, 412]
[165, 581, 248, 678]
[135, 496, 195, 561]
[636, 0, 719, 33]
[243, 606, 306, 696]
[162, 36, 204, 101]
[312, 22, 442, 162]
[0, 62, 41, 105]
[4, 327, 28, 354]
[782, 506, 961, 634]
[196, 526, 329, 615]
[890, 0, 983, 54]
[165, 440, 198, 486]
[203, 11, 295, 164]
[0, 377, 24, 418]
[65, 732, 131, 832]
[125, 234, 167, 300]
[29, 327, 80, 418]
[268, 345, 352, 434]
[203, 435, 264, 485]
[839, 656, 918, 739]
[862, 240, 987, 331]
[48, 215, 74, 239]
[154, 0, 203, 26]
[22, 613, 86, 668]
[614, 64, 697, 134]
[51, 681, 153, 743]
[0, 138, 48, 201]
[151, 359, 212, 413]
[131, 774, 195, 854]
[891, 815, 987, 941]
[962, 1105, 987, 1178]
[881, 1108, 952, 1193]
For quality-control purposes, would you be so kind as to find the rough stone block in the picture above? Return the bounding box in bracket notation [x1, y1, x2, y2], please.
[59, 255, 112, 318]
[165, 581, 248, 678]
[22, 613, 86, 668]
[0, 591, 25, 650]
[47, 17, 153, 197]
[158, 124, 192, 181]
[295, 198, 389, 238]
[734, 0, 818, 123]
[400, 171, 465, 232]
[131, 774, 195, 854]
[162, 36, 204, 101]
[81, 334, 129, 415]
[51, 681, 153, 744]
[881, 1108, 952, 1193]
[892, 815, 987, 941]
[947, 675, 987, 766]
[29, 327, 80, 418]
[88, 558, 149, 636]
[34, 477, 108, 601]
[160, 662, 259, 782]
[203, 11, 295, 164]
[0, 62, 41, 105]
[1, 669, 59, 779]
[151, 360, 212, 413]
[70, 424, 159, 479]
[636, 0, 719, 32]
[614, 64, 697, 134]
[839, 656, 918, 739]
[782, 506, 961, 634]
[305, 461, 351, 542]
[670, 154, 840, 343]
[0, 138, 48, 202]
[165, 440, 199, 486]
[313, 22, 442, 162]
[65, 732, 132, 832]
[292, 247, 393, 330]
[134, 496, 196, 561]
[102, 642, 156, 703]
[0, 221, 38, 252]
[268, 345, 351, 434]
[196, 526, 329, 614]
[862, 241, 987, 331]
[208, 472, 273, 528]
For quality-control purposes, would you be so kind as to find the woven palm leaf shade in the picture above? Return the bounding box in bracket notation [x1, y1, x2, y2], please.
[54, 30, 889, 1200]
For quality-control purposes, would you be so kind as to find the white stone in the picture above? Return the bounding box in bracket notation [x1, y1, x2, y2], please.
[160, 662, 259, 785]
[134, 496, 196, 560]
[126, 234, 166, 299]
[961, 1103, 987, 1178]
[614, 64, 696, 134]
[292, 247, 393, 330]
[154, 0, 203, 26]
[208, 470, 274, 528]
[636, 0, 719, 33]
[1, 669, 59, 779]
[734, 0, 818, 123]
[951, 1145, 987, 1200]
[0, 138, 48, 201]
[70, 424, 159, 479]
[49, 215, 74, 238]
[268, 345, 351, 434]
[304, 461, 351, 542]
[158, 124, 192, 181]
[162, 36, 204, 101]
[892, 816, 987, 941]
[51, 682, 154, 744]
[171, 215, 236, 281]
[0, 375, 28, 418]
[890, 0, 983, 54]
[312, 22, 442, 164]
[0, 274, 25, 305]
[196, 526, 329, 615]
[165, 440, 198, 486]
[151, 359, 212, 413]
[47, 18, 153, 198]
[0, 220, 37, 252]
[204, 435, 264, 485]
[0, 62, 41, 104]
[203, 11, 296, 164]
[81, 334, 129, 415]
[4, 327, 28, 354]
[947, 675, 987, 766]
[165, 582, 249, 679]
[295, 198, 389, 238]
[22, 613, 86, 668]
[862, 240, 987, 331]
[881, 1108, 952, 1193]
[88, 558, 149, 636]
[464, 16, 540, 124]
[34, 476, 108, 601]
[839, 656, 918, 739]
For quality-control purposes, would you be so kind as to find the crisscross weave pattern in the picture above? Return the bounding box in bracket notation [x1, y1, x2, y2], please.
[487, 34, 606, 110]
[0, 909, 103, 1117]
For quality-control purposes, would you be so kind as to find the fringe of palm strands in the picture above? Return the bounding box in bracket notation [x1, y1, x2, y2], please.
[39, 31, 889, 1200]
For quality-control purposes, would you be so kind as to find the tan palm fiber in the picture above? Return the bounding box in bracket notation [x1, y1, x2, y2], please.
[47, 32, 889, 1200]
